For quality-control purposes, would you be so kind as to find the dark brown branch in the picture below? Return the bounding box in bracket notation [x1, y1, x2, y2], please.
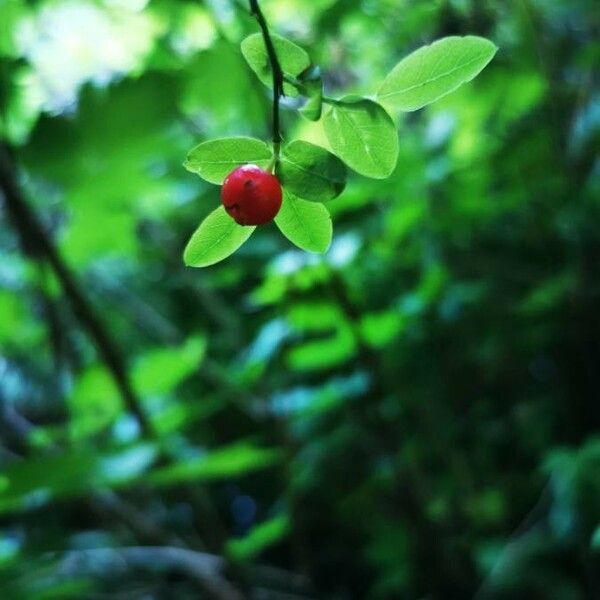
[249, 0, 284, 154]
[0, 143, 153, 438]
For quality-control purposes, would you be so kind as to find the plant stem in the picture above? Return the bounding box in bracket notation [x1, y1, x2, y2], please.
[249, 0, 283, 160]
[0, 143, 154, 439]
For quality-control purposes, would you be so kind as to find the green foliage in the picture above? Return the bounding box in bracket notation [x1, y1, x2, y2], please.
[69, 366, 122, 439]
[182, 28, 495, 266]
[323, 97, 399, 179]
[277, 140, 346, 202]
[227, 515, 290, 560]
[377, 36, 498, 111]
[184, 137, 273, 184]
[183, 206, 256, 267]
[297, 66, 324, 121]
[132, 336, 206, 396]
[1, 0, 598, 598]
[275, 191, 332, 253]
[148, 442, 281, 486]
[241, 32, 310, 97]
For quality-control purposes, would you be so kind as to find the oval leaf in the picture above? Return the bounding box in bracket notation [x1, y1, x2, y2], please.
[298, 66, 324, 121]
[323, 97, 399, 179]
[183, 206, 255, 268]
[275, 192, 332, 253]
[184, 137, 273, 185]
[377, 36, 498, 112]
[278, 140, 346, 202]
[241, 33, 310, 97]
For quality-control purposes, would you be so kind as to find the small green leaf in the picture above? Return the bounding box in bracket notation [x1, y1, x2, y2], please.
[133, 336, 206, 396]
[184, 137, 272, 184]
[184, 206, 255, 268]
[298, 66, 323, 121]
[241, 33, 310, 96]
[69, 366, 121, 439]
[323, 97, 399, 179]
[278, 140, 346, 202]
[227, 516, 291, 561]
[299, 90, 323, 121]
[275, 191, 332, 253]
[377, 36, 498, 112]
[148, 442, 281, 486]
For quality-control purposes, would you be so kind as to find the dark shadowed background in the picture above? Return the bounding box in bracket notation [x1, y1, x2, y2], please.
[1, 0, 599, 598]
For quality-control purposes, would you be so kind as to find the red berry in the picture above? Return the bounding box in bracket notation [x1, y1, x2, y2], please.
[221, 164, 282, 226]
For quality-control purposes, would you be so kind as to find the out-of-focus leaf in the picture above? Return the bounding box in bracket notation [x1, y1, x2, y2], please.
[0, 289, 43, 346]
[133, 335, 206, 396]
[183, 206, 256, 268]
[226, 515, 290, 561]
[0, 444, 157, 514]
[184, 137, 273, 184]
[517, 273, 574, 315]
[591, 525, 600, 551]
[153, 398, 224, 436]
[377, 36, 497, 111]
[147, 442, 281, 487]
[359, 311, 405, 347]
[278, 140, 346, 202]
[275, 191, 332, 253]
[323, 97, 398, 178]
[0, 0, 27, 57]
[69, 366, 122, 440]
[241, 32, 310, 96]
[285, 303, 357, 371]
[287, 325, 356, 371]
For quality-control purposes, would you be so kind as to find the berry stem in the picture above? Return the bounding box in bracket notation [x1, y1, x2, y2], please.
[249, 0, 283, 160]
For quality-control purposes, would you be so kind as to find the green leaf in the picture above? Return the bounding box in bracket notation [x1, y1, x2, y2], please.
[377, 36, 498, 112]
[300, 90, 323, 121]
[69, 365, 122, 439]
[275, 191, 332, 253]
[184, 137, 273, 185]
[278, 140, 346, 202]
[148, 442, 281, 487]
[133, 336, 206, 396]
[183, 206, 255, 268]
[227, 516, 290, 561]
[0, 0, 27, 58]
[298, 65, 323, 121]
[323, 97, 399, 179]
[241, 33, 311, 96]
[0, 445, 157, 514]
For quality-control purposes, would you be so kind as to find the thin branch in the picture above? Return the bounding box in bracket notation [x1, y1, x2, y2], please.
[55, 547, 244, 600]
[54, 546, 313, 599]
[0, 143, 154, 438]
[249, 0, 284, 157]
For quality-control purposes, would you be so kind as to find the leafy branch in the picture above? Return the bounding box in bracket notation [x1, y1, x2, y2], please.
[183, 29, 497, 266]
[249, 0, 284, 158]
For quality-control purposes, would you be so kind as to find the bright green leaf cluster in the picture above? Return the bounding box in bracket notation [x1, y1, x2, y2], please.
[183, 31, 497, 267]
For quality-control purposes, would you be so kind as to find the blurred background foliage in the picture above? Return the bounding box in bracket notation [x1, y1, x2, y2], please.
[1, 0, 599, 598]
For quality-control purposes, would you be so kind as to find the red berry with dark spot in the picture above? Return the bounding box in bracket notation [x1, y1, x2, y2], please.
[221, 164, 282, 226]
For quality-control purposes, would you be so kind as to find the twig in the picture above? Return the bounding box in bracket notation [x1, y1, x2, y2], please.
[55, 547, 244, 600]
[249, 0, 284, 158]
[0, 142, 153, 438]
[54, 546, 313, 599]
